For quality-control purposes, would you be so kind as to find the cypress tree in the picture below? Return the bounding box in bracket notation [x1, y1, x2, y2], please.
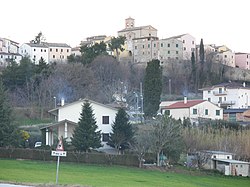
[71, 101, 101, 152]
[143, 59, 162, 117]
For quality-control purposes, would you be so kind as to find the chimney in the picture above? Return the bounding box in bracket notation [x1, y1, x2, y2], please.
[61, 98, 65, 106]
[184, 96, 187, 104]
[243, 82, 246, 88]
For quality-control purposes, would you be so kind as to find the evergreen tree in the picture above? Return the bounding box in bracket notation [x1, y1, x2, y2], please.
[71, 101, 101, 152]
[143, 59, 162, 117]
[110, 108, 134, 153]
[199, 38, 205, 64]
[0, 78, 18, 147]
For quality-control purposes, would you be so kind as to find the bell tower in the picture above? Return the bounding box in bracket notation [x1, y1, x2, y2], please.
[125, 17, 135, 29]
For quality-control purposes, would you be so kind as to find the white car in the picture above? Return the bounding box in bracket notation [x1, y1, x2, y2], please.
[34, 142, 42, 148]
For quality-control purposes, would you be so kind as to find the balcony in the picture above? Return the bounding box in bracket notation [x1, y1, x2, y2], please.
[219, 100, 236, 106]
[213, 90, 227, 95]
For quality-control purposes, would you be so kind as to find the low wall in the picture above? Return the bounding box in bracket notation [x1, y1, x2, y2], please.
[0, 148, 139, 167]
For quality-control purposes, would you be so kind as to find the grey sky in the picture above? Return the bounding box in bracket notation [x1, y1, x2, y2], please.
[2, 0, 249, 52]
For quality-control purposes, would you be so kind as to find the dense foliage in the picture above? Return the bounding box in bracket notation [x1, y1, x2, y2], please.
[71, 102, 101, 152]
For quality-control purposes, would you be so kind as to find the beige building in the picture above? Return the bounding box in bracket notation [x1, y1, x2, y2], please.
[45, 42, 71, 63]
[118, 17, 158, 62]
[158, 37, 183, 62]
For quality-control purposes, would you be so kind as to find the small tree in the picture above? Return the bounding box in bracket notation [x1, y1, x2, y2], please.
[151, 115, 183, 166]
[108, 36, 126, 61]
[71, 101, 102, 152]
[0, 78, 19, 147]
[110, 108, 134, 154]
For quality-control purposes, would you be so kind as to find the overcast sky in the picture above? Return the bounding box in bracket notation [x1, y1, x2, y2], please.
[2, 0, 250, 52]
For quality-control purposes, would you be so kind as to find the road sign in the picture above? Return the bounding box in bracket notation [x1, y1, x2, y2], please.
[56, 138, 64, 151]
[51, 151, 67, 157]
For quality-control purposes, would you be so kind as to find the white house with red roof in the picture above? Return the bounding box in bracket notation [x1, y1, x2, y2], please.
[161, 97, 223, 125]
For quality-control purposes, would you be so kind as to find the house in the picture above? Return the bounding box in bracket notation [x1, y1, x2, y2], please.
[0, 37, 22, 66]
[133, 36, 159, 63]
[189, 151, 250, 177]
[235, 52, 250, 70]
[223, 108, 250, 126]
[19, 42, 71, 64]
[0, 52, 22, 66]
[201, 82, 250, 109]
[19, 43, 49, 64]
[0, 37, 19, 53]
[158, 37, 183, 62]
[41, 98, 119, 150]
[165, 33, 196, 60]
[45, 42, 71, 63]
[161, 98, 223, 125]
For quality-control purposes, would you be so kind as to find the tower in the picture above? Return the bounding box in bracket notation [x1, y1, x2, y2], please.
[125, 17, 135, 29]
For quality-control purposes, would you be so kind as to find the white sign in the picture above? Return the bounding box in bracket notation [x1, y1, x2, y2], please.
[51, 151, 67, 157]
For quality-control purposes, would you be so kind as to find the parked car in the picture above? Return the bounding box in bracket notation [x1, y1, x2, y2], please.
[34, 142, 42, 148]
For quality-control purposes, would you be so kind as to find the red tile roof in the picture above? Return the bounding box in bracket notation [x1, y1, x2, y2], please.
[164, 100, 205, 109]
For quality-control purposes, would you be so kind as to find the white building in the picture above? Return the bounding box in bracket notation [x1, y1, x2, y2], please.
[201, 82, 250, 109]
[41, 98, 118, 150]
[0, 37, 19, 53]
[0, 52, 22, 66]
[161, 98, 223, 125]
[19, 43, 49, 64]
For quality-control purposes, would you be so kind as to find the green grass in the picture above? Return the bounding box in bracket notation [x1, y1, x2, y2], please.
[0, 159, 249, 187]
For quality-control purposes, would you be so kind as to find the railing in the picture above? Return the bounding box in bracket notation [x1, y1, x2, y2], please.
[213, 91, 227, 95]
[220, 100, 236, 105]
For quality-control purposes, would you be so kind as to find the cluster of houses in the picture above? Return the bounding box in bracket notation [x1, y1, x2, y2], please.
[40, 81, 250, 176]
[1, 17, 250, 69]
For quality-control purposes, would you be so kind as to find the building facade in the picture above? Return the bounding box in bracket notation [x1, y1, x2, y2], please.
[235, 53, 250, 70]
[201, 82, 250, 109]
[158, 38, 183, 61]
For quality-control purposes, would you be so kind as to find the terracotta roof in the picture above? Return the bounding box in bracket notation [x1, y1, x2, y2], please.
[164, 100, 205, 109]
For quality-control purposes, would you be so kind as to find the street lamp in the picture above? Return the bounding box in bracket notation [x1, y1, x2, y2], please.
[53, 96, 57, 108]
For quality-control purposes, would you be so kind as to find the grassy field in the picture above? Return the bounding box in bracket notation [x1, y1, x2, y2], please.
[0, 159, 249, 187]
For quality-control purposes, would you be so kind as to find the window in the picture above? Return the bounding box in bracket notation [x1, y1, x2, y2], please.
[176, 51, 178, 54]
[184, 47, 186, 50]
[102, 133, 109, 142]
[142, 45, 144, 49]
[53, 55, 55, 58]
[34, 49, 36, 51]
[44, 49, 46, 52]
[183, 40, 185, 43]
[165, 110, 170, 116]
[208, 90, 211, 94]
[176, 57, 179, 59]
[192, 41, 194, 44]
[154, 43, 156, 47]
[56, 49, 58, 52]
[102, 116, 109, 124]
[208, 98, 211, 102]
[227, 156, 230, 159]
[219, 88, 222, 93]
[213, 155, 216, 158]
[41, 49, 43, 52]
[168, 51, 170, 54]
[50, 48, 52, 52]
[167, 43, 170, 47]
[161, 43, 163, 47]
[0, 55, 2, 58]
[61, 49, 63, 52]
[193, 109, 197, 114]
[216, 110, 220, 116]
[148, 44, 150, 48]
[67, 49, 69, 53]
[135, 46, 137, 49]
[229, 113, 236, 122]
[224, 55, 227, 58]
[205, 109, 208, 115]
[33, 55, 36, 59]
[176, 44, 178, 48]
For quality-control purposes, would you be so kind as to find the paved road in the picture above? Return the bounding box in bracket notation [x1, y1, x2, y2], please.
[0, 184, 33, 187]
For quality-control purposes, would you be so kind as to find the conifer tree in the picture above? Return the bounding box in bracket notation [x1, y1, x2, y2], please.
[143, 59, 162, 117]
[0, 78, 18, 147]
[71, 101, 101, 152]
[110, 108, 134, 153]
